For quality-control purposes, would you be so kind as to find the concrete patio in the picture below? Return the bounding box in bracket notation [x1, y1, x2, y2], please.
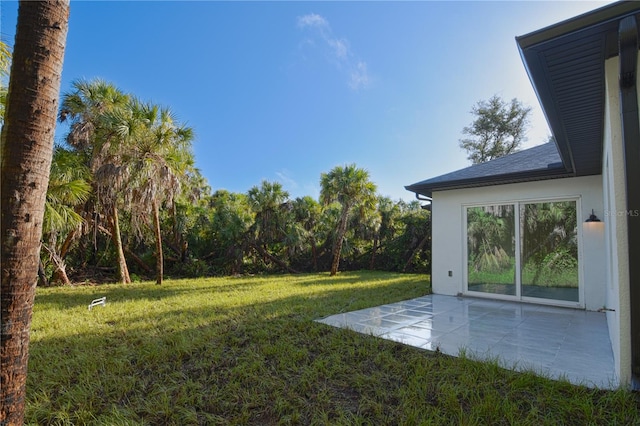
[316, 294, 617, 389]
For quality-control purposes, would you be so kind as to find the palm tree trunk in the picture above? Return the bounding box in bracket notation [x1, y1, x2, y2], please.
[41, 243, 71, 286]
[59, 227, 77, 259]
[0, 1, 69, 423]
[51, 267, 72, 286]
[153, 199, 163, 285]
[111, 205, 131, 284]
[330, 204, 351, 276]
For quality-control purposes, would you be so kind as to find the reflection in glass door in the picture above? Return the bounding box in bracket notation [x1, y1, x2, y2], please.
[520, 201, 578, 302]
[466, 204, 516, 296]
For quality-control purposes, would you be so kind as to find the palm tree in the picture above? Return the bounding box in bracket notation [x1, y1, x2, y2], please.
[0, 2, 69, 423]
[247, 180, 299, 273]
[320, 164, 377, 276]
[59, 78, 132, 283]
[344, 198, 381, 269]
[116, 99, 195, 284]
[42, 145, 91, 285]
[59, 78, 130, 154]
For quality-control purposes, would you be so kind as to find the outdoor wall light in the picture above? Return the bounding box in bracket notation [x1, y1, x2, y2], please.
[585, 209, 601, 223]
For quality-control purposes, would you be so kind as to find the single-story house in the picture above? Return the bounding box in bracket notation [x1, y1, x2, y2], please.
[406, 1, 640, 388]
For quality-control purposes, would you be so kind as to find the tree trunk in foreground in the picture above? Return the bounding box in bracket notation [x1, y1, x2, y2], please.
[0, 1, 69, 424]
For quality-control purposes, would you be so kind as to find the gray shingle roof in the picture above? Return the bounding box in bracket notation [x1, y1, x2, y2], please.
[405, 142, 571, 198]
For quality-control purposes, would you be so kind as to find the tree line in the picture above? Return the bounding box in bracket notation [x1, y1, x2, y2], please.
[39, 78, 431, 285]
[43, 82, 537, 286]
[3, 47, 533, 288]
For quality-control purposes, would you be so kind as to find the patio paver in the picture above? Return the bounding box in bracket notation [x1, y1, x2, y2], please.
[316, 294, 617, 389]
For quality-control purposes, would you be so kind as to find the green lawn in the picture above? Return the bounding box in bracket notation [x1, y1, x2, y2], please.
[27, 272, 639, 425]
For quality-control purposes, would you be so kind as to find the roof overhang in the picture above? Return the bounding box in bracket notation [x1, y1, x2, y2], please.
[405, 168, 572, 198]
[516, 1, 640, 177]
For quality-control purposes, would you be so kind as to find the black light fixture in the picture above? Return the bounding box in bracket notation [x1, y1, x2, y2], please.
[585, 209, 601, 223]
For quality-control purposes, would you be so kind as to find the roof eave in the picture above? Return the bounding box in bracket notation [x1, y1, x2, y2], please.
[405, 168, 575, 198]
[516, 1, 640, 177]
[516, 1, 640, 50]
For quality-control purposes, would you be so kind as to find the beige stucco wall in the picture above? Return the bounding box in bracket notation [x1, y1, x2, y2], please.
[431, 175, 605, 310]
[602, 56, 633, 387]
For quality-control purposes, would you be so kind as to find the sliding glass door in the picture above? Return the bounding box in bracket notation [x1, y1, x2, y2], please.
[466, 199, 579, 304]
[520, 201, 578, 302]
[466, 204, 516, 296]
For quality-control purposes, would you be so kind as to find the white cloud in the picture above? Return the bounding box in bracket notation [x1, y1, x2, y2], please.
[349, 61, 371, 90]
[297, 13, 328, 29]
[327, 38, 349, 59]
[296, 13, 372, 91]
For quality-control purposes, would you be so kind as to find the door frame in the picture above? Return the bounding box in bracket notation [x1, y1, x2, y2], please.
[462, 195, 584, 308]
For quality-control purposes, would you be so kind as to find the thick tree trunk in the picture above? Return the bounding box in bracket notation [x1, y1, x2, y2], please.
[153, 199, 163, 285]
[111, 205, 131, 284]
[0, 1, 69, 423]
[330, 204, 351, 276]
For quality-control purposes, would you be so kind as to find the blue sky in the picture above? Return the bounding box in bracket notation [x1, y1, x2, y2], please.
[1, 1, 612, 202]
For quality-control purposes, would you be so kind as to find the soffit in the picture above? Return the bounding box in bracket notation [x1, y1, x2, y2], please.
[516, 2, 640, 176]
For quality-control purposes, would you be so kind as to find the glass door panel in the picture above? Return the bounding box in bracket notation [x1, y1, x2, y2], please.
[520, 201, 578, 302]
[466, 205, 516, 296]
